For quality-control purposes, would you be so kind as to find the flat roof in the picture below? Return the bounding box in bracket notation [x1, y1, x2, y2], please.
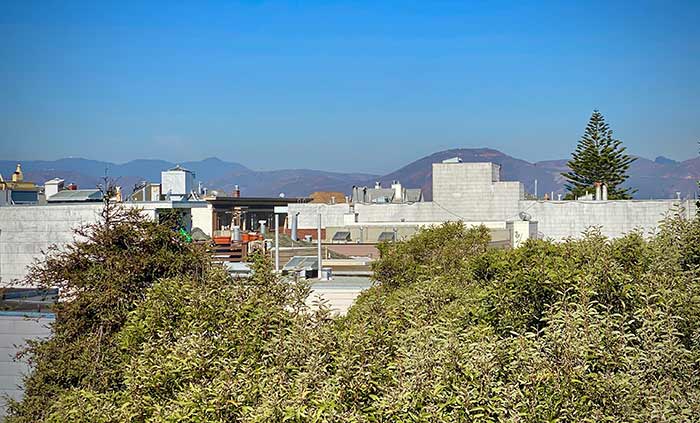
[207, 196, 311, 207]
[47, 189, 102, 202]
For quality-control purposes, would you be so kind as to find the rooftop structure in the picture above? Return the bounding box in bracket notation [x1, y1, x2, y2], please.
[46, 189, 103, 203]
[351, 180, 423, 204]
[44, 178, 64, 199]
[0, 164, 40, 205]
[129, 182, 162, 202]
[191, 194, 312, 238]
[309, 191, 348, 204]
[288, 160, 697, 247]
[161, 165, 196, 201]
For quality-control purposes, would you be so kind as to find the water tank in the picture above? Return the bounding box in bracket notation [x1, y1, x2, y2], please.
[232, 226, 241, 242]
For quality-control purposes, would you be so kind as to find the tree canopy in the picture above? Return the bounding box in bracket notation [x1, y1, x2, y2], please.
[7, 202, 210, 422]
[562, 110, 636, 199]
[9, 212, 700, 422]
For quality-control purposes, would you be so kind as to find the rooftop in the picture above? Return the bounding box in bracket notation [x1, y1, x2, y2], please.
[47, 189, 103, 203]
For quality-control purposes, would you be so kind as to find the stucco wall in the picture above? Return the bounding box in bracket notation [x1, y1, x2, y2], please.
[190, 203, 213, 236]
[0, 313, 54, 417]
[521, 199, 697, 240]
[288, 203, 351, 229]
[432, 162, 524, 221]
[0, 202, 199, 287]
[0, 204, 104, 286]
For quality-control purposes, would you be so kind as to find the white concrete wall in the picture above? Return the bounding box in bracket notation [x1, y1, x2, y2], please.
[432, 162, 524, 221]
[288, 203, 351, 229]
[290, 202, 459, 229]
[191, 203, 213, 236]
[0, 313, 54, 417]
[0, 202, 204, 287]
[0, 204, 104, 286]
[521, 199, 697, 240]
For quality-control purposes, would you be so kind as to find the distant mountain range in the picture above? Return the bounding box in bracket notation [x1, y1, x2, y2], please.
[2, 149, 698, 199]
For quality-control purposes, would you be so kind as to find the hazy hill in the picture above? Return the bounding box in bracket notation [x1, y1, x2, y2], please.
[0, 158, 377, 198]
[2, 149, 698, 199]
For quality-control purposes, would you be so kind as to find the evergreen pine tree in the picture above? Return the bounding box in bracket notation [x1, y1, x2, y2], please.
[562, 110, 636, 199]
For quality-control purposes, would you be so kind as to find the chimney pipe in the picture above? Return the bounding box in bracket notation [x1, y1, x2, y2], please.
[291, 212, 299, 241]
[317, 214, 323, 280]
[602, 184, 608, 201]
[234, 185, 240, 198]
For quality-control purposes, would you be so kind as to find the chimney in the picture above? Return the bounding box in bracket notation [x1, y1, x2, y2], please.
[595, 182, 602, 201]
[391, 180, 402, 202]
[233, 184, 240, 198]
[67, 183, 78, 190]
[375, 181, 381, 189]
[602, 184, 608, 201]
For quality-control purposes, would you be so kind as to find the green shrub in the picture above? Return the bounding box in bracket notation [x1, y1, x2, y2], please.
[11, 218, 700, 422]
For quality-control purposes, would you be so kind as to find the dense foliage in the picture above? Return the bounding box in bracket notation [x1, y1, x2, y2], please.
[562, 110, 636, 199]
[10, 215, 700, 421]
[7, 203, 209, 422]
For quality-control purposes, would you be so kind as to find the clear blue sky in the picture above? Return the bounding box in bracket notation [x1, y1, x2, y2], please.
[1, 0, 698, 174]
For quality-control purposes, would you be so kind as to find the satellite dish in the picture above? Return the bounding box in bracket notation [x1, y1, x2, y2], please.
[519, 211, 532, 221]
[279, 193, 286, 198]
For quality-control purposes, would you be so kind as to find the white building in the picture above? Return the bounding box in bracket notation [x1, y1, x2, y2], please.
[161, 165, 196, 201]
[289, 159, 697, 246]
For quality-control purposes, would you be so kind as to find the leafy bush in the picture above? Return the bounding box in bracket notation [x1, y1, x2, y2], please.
[10, 217, 700, 422]
[7, 204, 210, 422]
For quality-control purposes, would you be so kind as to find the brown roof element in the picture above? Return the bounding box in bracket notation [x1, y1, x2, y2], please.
[309, 191, 347, 204]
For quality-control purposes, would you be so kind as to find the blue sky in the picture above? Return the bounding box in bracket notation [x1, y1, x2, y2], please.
[1, 0, 698, 174]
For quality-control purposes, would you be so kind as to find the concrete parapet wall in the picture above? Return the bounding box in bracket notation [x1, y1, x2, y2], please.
[288, 203, 351, 229]
[0, 205, 103, 286]
[521, 199, 697, 240]
[355, 202, 452, 223]
[0, 313, 54, 417]
[0, 202, 199, 287]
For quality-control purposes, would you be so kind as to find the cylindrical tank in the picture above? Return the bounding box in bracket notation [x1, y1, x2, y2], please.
[232, 226, 241, 242]
[291, 212, 299, 241]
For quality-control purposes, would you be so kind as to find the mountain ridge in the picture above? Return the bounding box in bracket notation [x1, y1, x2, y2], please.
[2, 149, 698, 199]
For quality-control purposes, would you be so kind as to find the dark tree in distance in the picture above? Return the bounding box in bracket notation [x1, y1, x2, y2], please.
[562, 110, 636, 199]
